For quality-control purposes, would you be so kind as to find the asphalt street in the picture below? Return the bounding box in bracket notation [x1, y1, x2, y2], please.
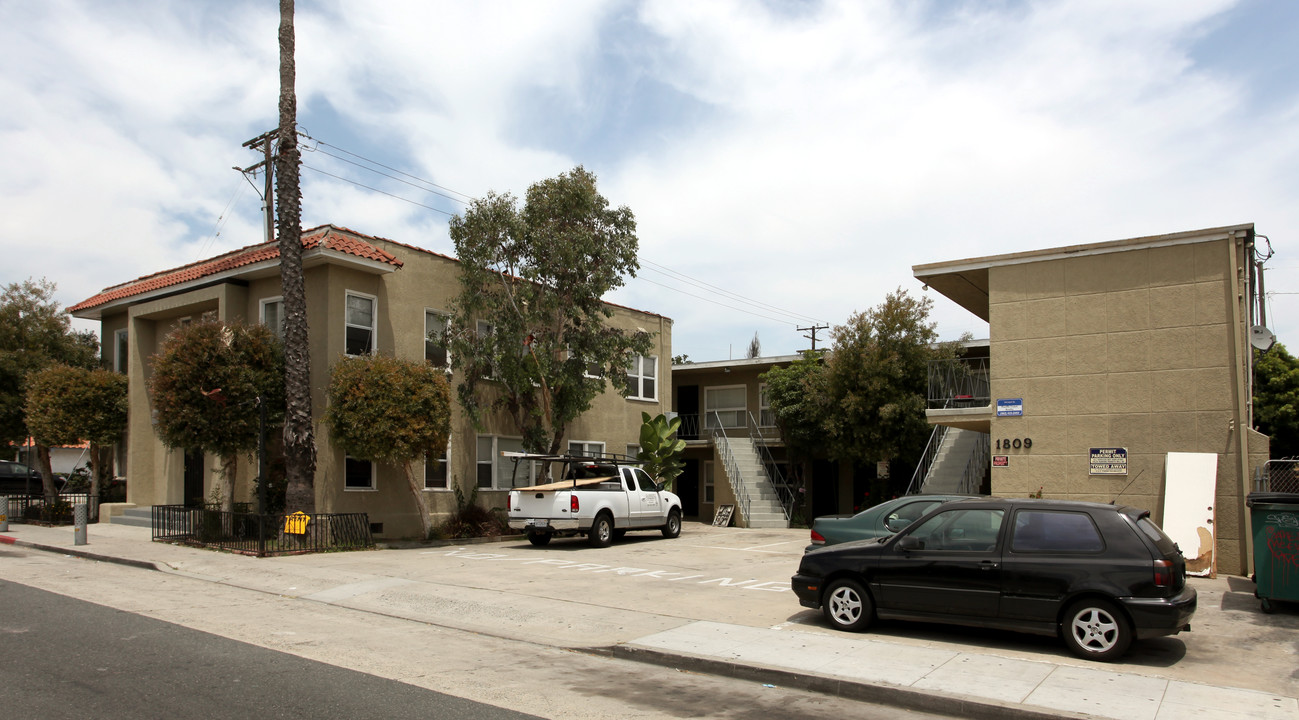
[1, 538, 948, 720]
[0, 580, 545, 720]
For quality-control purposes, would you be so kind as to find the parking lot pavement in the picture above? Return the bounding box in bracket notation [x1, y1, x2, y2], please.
[4, 521, 1298, 720]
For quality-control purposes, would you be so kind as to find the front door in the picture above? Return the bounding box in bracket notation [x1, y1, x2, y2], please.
[872, 507, 1006, 619]
[184, 448, 204, 507]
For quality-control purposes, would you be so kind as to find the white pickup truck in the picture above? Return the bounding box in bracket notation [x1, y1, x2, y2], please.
[506, 454, 683, 548]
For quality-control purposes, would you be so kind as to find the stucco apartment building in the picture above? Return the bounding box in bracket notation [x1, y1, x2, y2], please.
[70, 225, 672, 538]
[913, 224, 1269, 575]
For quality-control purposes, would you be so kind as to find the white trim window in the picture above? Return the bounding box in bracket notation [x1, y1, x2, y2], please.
[260, 296, 285, 340]
[344, 455, 375, 490]
[114, 329, 129, 374]
[626, 354, 657, 401]
[425, 310, 451, 370]
[424, 438, 450, 490]
[759, 383, 776, 428]
[568, 441, 605, 459]
[626, 444, 640, 462]
[345, 292, 376, 356]
[477, 435, 535, 489]
[705, 385, 747, 430]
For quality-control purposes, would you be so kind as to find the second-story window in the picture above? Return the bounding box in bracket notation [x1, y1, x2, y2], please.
[114, 329, 128, 374]
[627, 354, 657, 401]
[705, 385, 746, 429]
[260, 297, 284, 340]
[425, 310, 450, 370]
[345, 292, 376, 356]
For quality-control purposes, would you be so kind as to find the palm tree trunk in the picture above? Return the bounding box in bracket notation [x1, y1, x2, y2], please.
[276, 0, 316, 514]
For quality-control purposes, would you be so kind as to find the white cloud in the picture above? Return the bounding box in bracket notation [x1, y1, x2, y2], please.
[1, 0, 1296, 358]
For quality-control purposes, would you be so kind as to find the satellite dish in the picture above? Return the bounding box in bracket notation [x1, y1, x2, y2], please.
[1250, 325, 1276, 352]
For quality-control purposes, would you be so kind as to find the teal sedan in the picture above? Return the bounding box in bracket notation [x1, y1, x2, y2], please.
[806, 495, 974, 550]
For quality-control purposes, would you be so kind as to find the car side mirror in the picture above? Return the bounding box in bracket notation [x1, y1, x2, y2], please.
[656, 481, 665, 492]
[896, 536, 923, 552]
[885, 514, 914, 532]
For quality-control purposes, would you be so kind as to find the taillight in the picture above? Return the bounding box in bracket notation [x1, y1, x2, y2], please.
[810, 529, 826, 545]
[1153, 559, 1173, 588]
[570, 494, 580, 512]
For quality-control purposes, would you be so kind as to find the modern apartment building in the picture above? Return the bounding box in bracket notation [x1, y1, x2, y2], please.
[913, 224, 1269, 575]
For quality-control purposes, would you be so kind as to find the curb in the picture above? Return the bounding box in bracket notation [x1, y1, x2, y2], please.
[0, 534, 163, 572]
[585, 644, 1088, 720]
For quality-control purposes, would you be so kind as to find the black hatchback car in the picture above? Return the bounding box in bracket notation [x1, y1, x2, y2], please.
[791, 498, 1196, 662]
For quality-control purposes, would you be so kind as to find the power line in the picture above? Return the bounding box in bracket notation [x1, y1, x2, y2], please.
[640, 259, 823, 324]
[291, 135, 827, 327]
[308, 144, 473, 207]
[630, 275, 800, 325]
[301, 163, 457, 217]
[308, 137, 476, 202]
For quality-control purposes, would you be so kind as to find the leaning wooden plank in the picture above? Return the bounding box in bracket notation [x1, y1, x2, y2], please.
[521, 475, 619, 492]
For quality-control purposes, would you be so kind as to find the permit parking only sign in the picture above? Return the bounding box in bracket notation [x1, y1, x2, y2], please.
[1090, 447, 1128, 475]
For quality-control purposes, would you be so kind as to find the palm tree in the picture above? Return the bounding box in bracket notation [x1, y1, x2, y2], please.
[275, 0, 316, 512]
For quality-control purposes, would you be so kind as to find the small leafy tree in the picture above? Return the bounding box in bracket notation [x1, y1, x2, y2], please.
[636, 412, 686, 490]
[325, 354, 452, 539]
[761, 350, 830, 518]
[746, 332, 761, 359]
[148, 321, 285, 511]
[0, 278, 98, 500]
[823, 289, 959, 494]
[447, 166, 653, 469]
[25, 365, 127, 503]
[1254, 342, 1299, 458]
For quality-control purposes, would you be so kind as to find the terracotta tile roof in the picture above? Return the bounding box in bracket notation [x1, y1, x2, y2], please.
[70, 225, 403, 314]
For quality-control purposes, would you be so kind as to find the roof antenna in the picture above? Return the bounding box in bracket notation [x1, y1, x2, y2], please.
[1109, 469, 1145, 505]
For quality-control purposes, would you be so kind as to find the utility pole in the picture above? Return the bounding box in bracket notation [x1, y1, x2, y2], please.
[797, 324, 829, 351]
[239, 130, 276, 245]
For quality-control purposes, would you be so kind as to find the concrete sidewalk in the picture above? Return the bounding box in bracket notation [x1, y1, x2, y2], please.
[2, 522, 1296, 720]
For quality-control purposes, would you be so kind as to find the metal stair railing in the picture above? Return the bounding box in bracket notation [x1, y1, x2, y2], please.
[747, 411, 795, 523]
[905, 423, 951, 495]
[710, 411, 751, 526]
[956, 432, 991, 495]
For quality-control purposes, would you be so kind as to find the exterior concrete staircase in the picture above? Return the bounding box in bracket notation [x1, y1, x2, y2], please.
[920, 428, 982, 494]
[719, 437, 788, 528]
[109, 506, 152, 528]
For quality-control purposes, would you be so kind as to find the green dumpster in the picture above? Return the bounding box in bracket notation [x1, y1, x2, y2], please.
[1246, 492, 1299, 613]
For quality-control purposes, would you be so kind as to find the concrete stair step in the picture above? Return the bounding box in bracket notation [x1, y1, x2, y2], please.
[109, 506, 153, 528]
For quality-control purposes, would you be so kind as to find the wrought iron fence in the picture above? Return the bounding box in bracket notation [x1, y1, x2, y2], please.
[151, 505, 374, 557]
[3, 493, 100, 524]
[1257, 460, 1299, 493]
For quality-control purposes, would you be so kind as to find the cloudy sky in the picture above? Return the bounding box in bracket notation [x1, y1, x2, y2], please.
[2, 0, 1296, 361]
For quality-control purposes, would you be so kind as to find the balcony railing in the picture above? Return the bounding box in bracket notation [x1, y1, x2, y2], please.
[928, 357, 991, 409]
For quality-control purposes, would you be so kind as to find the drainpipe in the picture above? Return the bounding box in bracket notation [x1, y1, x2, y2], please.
[1228, 231, 1253, 576]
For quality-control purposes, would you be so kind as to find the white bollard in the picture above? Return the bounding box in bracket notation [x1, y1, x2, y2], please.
[74, 503, 87, 545]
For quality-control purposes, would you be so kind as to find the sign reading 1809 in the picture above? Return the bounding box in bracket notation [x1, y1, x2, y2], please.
[1090, 447, 1128, 475]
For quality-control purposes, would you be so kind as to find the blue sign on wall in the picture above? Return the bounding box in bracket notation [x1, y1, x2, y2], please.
[997, 398, 1023, 417]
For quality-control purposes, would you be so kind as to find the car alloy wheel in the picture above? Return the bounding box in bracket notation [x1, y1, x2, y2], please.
[1063, 599, 1131, 661]
[822, 578, 873, 632]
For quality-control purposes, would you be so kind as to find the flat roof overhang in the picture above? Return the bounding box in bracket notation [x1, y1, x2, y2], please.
[925, 406, 992, 434]
[912, 223, 1254, 322]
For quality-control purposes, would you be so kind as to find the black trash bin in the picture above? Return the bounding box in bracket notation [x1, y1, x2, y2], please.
[1246, 492, 1299, 613]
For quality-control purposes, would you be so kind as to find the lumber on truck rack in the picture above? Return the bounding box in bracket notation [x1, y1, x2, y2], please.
[502, 451, 642, 490]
